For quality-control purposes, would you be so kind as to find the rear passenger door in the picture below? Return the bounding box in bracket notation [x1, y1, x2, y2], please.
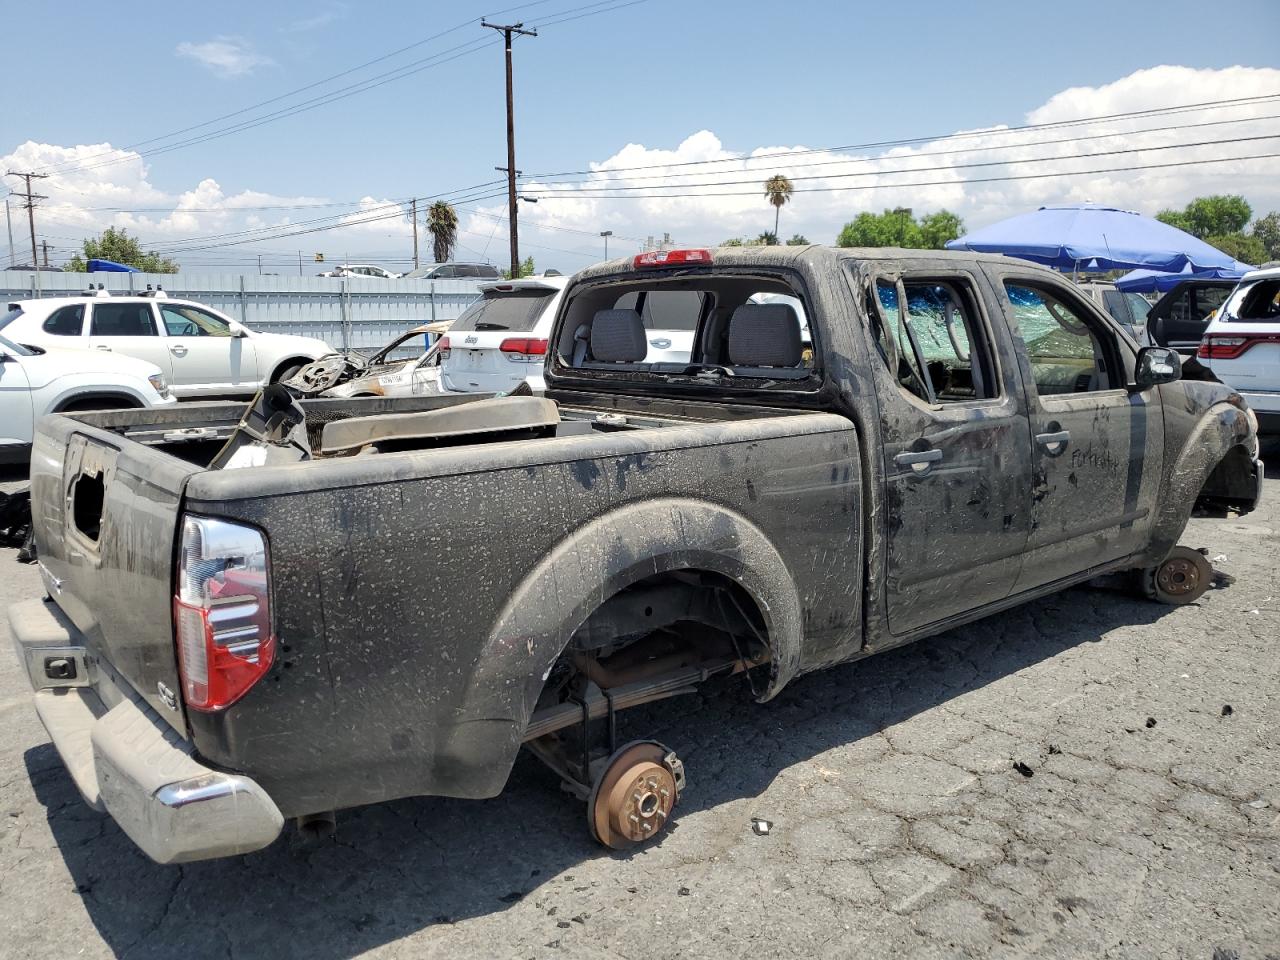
[86, 301, 173, 380]
[863, 266, 1035, 637]
[991, 271, 1164, 593]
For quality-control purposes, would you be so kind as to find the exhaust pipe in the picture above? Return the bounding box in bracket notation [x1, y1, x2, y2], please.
[295, 810, 336, 841]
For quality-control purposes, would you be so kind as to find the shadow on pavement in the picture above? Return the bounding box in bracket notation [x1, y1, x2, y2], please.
[25, 582, 1178, 959]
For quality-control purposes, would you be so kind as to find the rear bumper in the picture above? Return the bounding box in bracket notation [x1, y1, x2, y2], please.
[8, 597, 284, 864]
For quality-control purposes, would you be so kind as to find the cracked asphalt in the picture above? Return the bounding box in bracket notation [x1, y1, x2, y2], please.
[1, 460, 1278, 959]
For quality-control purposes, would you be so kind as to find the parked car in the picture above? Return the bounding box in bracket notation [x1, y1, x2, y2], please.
[10, 246, 1261, 864]
[1, 294, 332, 399]
[318, 264, 400, 280]
[400, 262, 501, 280]
[439, 274, 698, 394]
[1197, 266, 1280, 435]
[0, 326, 174, 464]
[1144, 278, 1238, 354]
[1075, 280, 1152, 340]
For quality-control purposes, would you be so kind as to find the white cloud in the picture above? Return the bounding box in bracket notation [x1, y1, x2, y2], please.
[475, 64, 1280, 259]
[176, 36, 273, 77]
[282, 3, 348, 33]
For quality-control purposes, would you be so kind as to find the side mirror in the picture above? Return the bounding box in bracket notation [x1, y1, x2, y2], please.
[228, 320, 248, 338]
[1133, 345, 1181, 389]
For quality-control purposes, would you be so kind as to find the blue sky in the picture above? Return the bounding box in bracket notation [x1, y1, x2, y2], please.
[4, 0, 1279, 271]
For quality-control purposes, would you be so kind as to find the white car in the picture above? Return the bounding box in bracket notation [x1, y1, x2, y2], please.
[2, 294, 332, 399]
[0, 327, 175, 464]
[1198, 266, 1280, 436]
[438, 276, 699, 395]
[319, 264, 400, 280]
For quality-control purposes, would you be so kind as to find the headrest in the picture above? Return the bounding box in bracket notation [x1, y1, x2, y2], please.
[728, 303, 803, 367]
[590, 309, 648, 362]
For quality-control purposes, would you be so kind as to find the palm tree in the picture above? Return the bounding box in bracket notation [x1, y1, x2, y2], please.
[426, 201, 458, 263]
[764, 174, 793, 241]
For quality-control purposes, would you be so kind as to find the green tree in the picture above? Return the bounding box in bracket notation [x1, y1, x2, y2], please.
[426, 201, 458, 264]
[918, 210, 965, 249]
[1156, 195, 1252, 239]
[1205, 232, 1267, 266]
[721, 237, 745, 247]
[502, 255, 535, 279]
[1251, 211, 1280, 261]
[785, 234, 809, 246]
[65, 227, 179, 273]
[763, 174, 793, 239]
[755, 231, 779, 246]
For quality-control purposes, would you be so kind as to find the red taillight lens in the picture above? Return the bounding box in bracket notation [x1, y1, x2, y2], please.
[438, 336, 451, 359]
[499, 337, 548, 355]
[1198, 333, 1280, 359]
[633, 249, 712, 269]
[174, 516, 273, 712]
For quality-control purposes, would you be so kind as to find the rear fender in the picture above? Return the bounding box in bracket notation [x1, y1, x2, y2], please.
[1143, 403, 1255, 563]
[455, 498, 803, 753]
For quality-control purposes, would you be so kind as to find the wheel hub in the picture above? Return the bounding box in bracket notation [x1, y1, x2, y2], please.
[1156, 556, 1201, 596]
[588, 741, 681, 849]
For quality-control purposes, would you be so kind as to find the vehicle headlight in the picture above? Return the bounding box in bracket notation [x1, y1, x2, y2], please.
[148, 373, 170, 399]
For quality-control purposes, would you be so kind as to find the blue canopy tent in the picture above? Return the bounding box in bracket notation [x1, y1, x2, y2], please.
[87, 258, 140, 273]
[1115, 260, 1254, 294]
[945, 203, 1237, 273]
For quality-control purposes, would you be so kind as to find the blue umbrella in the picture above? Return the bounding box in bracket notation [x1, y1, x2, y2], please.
[945, 203, 1236, 272]
[87, 258, 140, 273]
[1114, 259, 1255, 294]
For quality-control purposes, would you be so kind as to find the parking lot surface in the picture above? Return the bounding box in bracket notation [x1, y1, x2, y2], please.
[1, 463, 1277, 959]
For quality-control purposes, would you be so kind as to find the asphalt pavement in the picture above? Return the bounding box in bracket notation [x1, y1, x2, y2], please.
[0, 460, 1277, 959]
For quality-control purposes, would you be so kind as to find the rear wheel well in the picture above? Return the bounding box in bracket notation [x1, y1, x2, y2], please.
[55, 393, 143, 412]
[530, 569, 773, 726]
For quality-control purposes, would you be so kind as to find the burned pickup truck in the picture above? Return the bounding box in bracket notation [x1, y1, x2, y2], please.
[10, 246, 1262, 863]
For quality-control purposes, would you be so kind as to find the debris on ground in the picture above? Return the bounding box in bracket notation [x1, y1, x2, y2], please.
[1145, 717, 1157, 728]
[1211, 554, 1228, 563]
[1221, 704, 1234, 717]
[751, 818, 773, 836]
[1013, 760, 1035, 778]
[1047, 744, 1062, 755]
[677, 886, 691, 896]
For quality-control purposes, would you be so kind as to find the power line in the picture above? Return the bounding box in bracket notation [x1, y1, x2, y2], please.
[524, 92, 1280, 181]
[6, 171, 48, 267]
[516, 150, 1280, 200]
[521, 132, 1280, 195]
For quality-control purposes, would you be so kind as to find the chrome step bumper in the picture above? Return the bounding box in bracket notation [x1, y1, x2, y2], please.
[9, 597, 284, 864]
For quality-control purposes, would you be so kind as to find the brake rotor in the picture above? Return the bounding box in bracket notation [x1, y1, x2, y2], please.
[588, 741, 680, 850]
[1148, 546, 1213, 605]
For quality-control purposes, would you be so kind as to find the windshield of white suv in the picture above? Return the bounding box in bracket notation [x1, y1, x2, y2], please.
[449, 289, 554, 333]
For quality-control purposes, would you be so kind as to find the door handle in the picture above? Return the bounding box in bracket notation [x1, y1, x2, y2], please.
[95, 345, 111, 351]
[1036, 429, 1071, 455]
[894, 448, 943, 474]
[169, 344, 188, 357]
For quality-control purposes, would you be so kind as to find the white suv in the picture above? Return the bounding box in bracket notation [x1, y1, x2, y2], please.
[3, 294, 332, 399]
[0, 326, 175, 464]
[438, 276, 699, 395]
[1198, 266, 1280, 435]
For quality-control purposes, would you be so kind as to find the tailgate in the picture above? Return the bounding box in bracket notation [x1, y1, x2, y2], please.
[29, 414, 203, 733]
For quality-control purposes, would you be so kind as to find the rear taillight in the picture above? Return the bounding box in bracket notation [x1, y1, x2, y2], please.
[438, 336, 451, 359]
[174, 515, 273, 712]
[499, 337, 548, 362]
[1198, 332, 1280, 359]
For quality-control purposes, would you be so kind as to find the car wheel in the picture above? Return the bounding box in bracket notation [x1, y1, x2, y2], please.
[58, 397, 140, 413]
[273, 362, 307, 383]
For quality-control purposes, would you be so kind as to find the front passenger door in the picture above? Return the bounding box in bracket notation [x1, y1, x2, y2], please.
[158, 303, 256, 396]
[994, 274, 1164, 593]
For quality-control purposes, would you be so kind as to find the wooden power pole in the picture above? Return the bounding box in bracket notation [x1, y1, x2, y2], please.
[6, 170, 48, 269]
[482, 20, 536, 278]
[411, 197, 419, 269]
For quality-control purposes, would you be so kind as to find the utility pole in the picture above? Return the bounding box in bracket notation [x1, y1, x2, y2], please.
[41, 240, 48, 269]
[298, 250, 303, 277]
[600, 230, 612, 259]
[482, 20, 536, 279]
[5, 196, 15, 268]
[411, 197, 419, 269]
[7, 171, 48, 269]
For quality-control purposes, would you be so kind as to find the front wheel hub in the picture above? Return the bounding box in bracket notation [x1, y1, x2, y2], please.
[1147, 546, 1213, 605]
